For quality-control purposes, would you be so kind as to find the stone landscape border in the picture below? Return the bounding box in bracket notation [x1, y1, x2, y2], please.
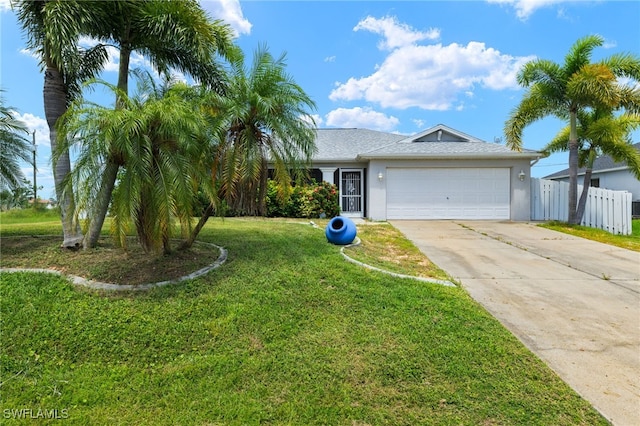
[1, 242, 227, 292]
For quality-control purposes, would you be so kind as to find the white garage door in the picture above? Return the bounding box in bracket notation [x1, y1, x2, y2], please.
[386, 168, 510, 219]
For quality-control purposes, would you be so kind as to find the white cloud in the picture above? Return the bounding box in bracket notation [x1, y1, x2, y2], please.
[13, 112, 50, 148]
[11, 112, 54, 197]
[486, 0, 570, 20]
[310, 114, 323, 127]
[330, 40, 535, 111]
[331, 15, 534, 111]
[78, 37, 153, 74]
[324, 56, 336, 63]
[412, 119, 426, 129]
[20, 48, 40, 61]
[200, 0, 252, 38]
[325, 107, 399, 131]
[354, 16, 440, 50]
[299, 113, 322, 128]
[0, 0, 11, 13]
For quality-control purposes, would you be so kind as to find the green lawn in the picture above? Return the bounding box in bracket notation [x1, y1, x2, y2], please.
[0, 215, 607, 425]
[539, 219, 640, 252]
[0, 208, 60, 225]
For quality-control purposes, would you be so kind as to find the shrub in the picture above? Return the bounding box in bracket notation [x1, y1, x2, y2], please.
[266, 179, 339, 218]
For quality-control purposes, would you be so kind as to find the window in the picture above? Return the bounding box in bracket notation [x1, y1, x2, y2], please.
[590, 178, 600, 188]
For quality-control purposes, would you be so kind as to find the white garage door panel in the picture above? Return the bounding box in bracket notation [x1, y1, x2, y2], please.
[386, 168, 510, 219]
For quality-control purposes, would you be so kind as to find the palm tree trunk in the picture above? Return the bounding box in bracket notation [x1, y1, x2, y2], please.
[575, 168, 593, 225]
[83, 160, 119, 249]
[575, 149, 596, 225]
[83, 47, 131, 249]
[181, 203, 214, 250]
[257, 159, 268, 216]
[567, 110, 579, 224]
[43, 62, 83, 248]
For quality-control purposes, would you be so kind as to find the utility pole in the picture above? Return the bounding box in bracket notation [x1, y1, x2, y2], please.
[32, 130, 37, 206]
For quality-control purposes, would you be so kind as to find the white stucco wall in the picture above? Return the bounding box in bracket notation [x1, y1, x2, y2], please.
[366, 158, 533, 221]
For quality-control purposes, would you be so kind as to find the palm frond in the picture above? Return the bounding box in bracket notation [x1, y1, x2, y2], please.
[564, 34, 604, 76]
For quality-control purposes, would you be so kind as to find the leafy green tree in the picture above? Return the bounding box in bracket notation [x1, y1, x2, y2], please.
[13, 0, 110, 247]
[0, 94, 32, 191]
[0, 179, 41, 209]
[58, 72, 217, 254]
[504, 34, 640, 224]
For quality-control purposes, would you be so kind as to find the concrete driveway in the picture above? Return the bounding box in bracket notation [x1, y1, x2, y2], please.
[391, 220, 640, 426]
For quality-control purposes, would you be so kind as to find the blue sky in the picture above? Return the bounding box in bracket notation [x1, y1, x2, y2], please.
[1, 0, 639, 200]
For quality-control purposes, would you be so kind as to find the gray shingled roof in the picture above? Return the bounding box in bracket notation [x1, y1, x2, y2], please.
[543, 142, 640, 179]
[313, 124, 540, 161]
[313, 128, 404, 161]
[360, 140, 539, 159]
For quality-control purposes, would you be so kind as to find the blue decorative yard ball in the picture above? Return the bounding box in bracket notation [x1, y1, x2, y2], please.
[326, 216, 357, 245]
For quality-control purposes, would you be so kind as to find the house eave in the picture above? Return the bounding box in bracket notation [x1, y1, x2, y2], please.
[357, 152, 542, 161]
[313, 157, 366, 163]
[546, 165, 631, 180]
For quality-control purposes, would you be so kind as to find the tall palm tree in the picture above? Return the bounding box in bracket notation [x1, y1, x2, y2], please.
[13, 0, 109, 247]
[544, 107, 640, 223]
[217, 46, 317, 214]
[80, 0, 236, 250]
[57, 72, 216, 254]
[183, 46, 318, 247]
[14, 0, 235, 249]
[504, 34, 640, 224]
[0, 93, 32, 190]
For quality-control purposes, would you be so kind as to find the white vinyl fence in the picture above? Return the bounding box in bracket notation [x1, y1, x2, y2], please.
[531, 178, 633, 235]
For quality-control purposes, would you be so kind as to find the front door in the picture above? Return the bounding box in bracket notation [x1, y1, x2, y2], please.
[340, 169, 363, 217]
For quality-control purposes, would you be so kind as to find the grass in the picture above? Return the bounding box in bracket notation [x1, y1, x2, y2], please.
[344, 222, 451, 281]
[0, 208, 60, 225]
[539, 218, 640, 252]
[0, 212, 608, 425]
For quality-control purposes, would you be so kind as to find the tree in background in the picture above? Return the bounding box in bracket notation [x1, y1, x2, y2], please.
[544, 106, 640, 223]
[504, 34, 640, 224]
[0, 93, 32, 191]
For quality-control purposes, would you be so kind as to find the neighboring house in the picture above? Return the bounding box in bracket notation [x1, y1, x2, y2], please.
[543, 142, 640, 201]
[27, 198, 55, 209]
[303, 124, 540, 221]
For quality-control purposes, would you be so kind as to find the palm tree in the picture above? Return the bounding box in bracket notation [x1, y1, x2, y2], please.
[14, 0, 235, 249]
[57, 72, 216, 254]
[13, 0, 109, 247]
[218, 46, 317, 214]
[0, 93, 32, 190]
[504, 34, 640, 224]
[182, 47, 318, 248]
[544, 107, 640, 223]
[79, 0, 236, 250]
